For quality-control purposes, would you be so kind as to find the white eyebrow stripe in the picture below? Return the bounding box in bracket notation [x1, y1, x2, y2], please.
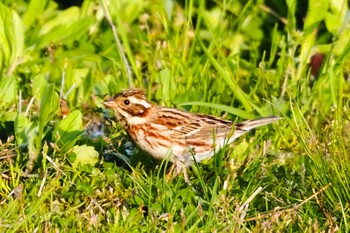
[128, 96, 151, 108]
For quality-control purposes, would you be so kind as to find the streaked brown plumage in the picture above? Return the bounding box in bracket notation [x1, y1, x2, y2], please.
[103, 88, 279, 181]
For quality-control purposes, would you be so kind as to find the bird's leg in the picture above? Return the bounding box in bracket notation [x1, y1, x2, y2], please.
[166, 161, 190, 184]
[165, 163, 175, 182]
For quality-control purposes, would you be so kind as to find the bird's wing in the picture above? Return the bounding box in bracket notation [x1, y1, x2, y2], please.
[152, 108, 233, 140]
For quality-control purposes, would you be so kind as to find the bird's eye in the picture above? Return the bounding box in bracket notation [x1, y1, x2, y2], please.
[124, 99, 130, 105]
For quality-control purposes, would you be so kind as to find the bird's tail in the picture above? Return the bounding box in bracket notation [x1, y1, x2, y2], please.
[235, 116, 280, 131]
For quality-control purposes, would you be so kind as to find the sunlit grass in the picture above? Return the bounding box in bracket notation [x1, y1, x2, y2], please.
[0, 0, 350, 231]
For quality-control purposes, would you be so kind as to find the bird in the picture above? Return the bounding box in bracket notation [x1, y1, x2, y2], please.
[103, 88, 279, 181]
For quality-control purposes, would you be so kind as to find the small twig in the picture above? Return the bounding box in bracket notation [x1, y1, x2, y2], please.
[90, 198, 106, 214]
[1, 173, 10, 180]
[60, 63, 67, 99]
[259, 4, 288, 25]
[239, 186, 264, 223]
[239, 186, 263, 212]
[244, 183, 331, 222]
[59, 63, 76, 99]
[281, 71, 288, 98]
[294, 183, 331, 209]
[8, 184, 23, 199]
[0, 153, 16, 160]
[63, 83, 76, 99]
[101, 0, 133, 87]
[24, 96, 35, 117]
[37, 170, 47, 197]
[45, 155, 66, 176]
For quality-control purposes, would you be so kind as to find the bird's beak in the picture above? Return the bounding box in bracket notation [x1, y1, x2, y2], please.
[103, 98, 117, 108]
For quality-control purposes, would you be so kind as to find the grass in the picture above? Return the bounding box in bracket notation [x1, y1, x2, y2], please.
[1, 0, 350, 231]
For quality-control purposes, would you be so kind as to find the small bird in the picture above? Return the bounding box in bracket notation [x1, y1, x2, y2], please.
[103, 88, 279, 181]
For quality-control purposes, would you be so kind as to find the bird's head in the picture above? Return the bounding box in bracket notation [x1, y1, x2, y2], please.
[103, 88, 152, 125]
